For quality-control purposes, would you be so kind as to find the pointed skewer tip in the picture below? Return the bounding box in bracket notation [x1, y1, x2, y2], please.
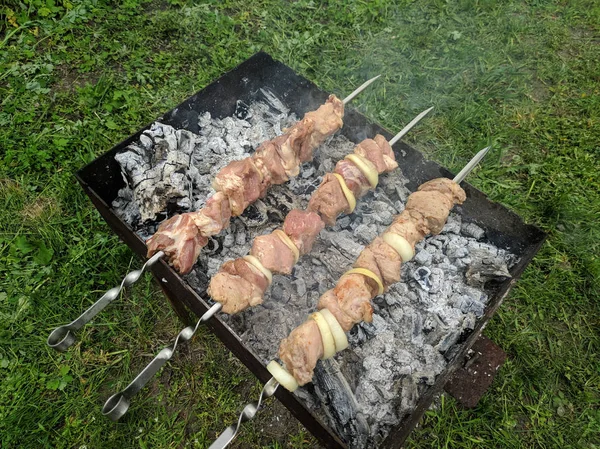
[452, 146, 493, 184]
[342, 75, 382, 105]
[388, 106, 435, 146]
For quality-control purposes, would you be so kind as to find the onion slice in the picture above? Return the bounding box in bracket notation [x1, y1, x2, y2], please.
[242, 255, 273, 285]
[345, 153, 379, 188]
[382, 232, 414, 262]
[310, 312, 336, 360]
[332, 173, 356, 213]
[319, 308, 349, 352]
[344, 267, 384, 295]
[266, 361, 298, 392]
[274, 230, 300, 263]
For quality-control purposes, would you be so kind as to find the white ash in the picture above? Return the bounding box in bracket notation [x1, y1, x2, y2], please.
[111, 92, 518, 448]
[112, 88, 297, 225]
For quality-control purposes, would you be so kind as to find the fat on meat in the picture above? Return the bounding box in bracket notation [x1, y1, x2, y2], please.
[212, 158, 265, 216]
[334, 159, 371, 197]
[146, 214, 207, 274]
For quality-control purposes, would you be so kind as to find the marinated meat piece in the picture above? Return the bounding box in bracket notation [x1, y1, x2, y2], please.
[317, 290, 355, 332]
[146, 214, 207, 274]
[388, 209, 428, 248]
[354, 137, 398, 174]
[250, 233, 296, 274]
[282, 210, 325, 255]
[190, 192, 231, 237]
[333, 274, 375, 325]
[406, 190, 455, 235]
[222, 258, 270, 293]
[307, 173, 350, 226]
[373, 134, 398, 172]
[208, 271, 264, 315]
[252, 141, 288, 186]
[213, 158, 265, 216]
[354, 237, 402, 288]
[419, 177, 466, 204]
[334, 159, 371, 197]
[279, 319, 323, 386]
[303, 95, 344, 153]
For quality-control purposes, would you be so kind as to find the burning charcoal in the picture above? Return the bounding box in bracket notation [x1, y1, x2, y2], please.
[447, 245, 469, 260]
[354, 223, 379, 244]
[443, 213, 462, 234]
[222, 233, 235, 248]
[428, 267, 445, 294]
[301, 165, 316, 179]
[462, 312, 477, 331]
[294, 278, 307, 297]
[466, 261, 512, 288]
[337, 215, 351, 229]
[234, 99, 250, 119]
[139, 133, 153, 149]
[413, 370, 436, 386]
[313, 360, 371, 448]
[198, 111, 212, 128]
[414, 249, 433, 266]
[399, 377, 419, 415]
[435, 330, 460, 353]
[462, 222, 486, 240]
[413, 266, 432, 291]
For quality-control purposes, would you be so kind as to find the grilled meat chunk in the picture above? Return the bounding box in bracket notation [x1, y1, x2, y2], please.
[283, 210, 325, 255]
[307, 173, 351, 226]
[354, 236, 402, 289]
[334, 159, 371, 197]
[279, 319, 323, 386]
[145, 214, 207, 274]
[250, 233, 296, 275]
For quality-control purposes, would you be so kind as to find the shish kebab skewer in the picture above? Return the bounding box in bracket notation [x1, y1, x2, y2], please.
[46, 76, 379, 353]
[101, 108, 434, 421]
[209, 146, 492, 449]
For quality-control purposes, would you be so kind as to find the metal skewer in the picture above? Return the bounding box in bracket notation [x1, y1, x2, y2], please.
[342, 75, 381, 105]
[46, 77, 382, 354]
[209, 145, 493, 449]
[102, 108, 434, 421]
[47, 251, 164, 351]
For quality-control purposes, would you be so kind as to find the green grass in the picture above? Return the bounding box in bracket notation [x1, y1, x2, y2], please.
[1, 0, 599, 447]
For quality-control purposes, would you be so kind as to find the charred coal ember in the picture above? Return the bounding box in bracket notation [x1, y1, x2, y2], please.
[112, 91, 518, 448]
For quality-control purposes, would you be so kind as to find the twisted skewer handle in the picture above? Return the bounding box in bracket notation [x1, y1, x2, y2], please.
[209, 377, 279, 449]
[47, 251, 165, 352]
[102, 302, 222, 421]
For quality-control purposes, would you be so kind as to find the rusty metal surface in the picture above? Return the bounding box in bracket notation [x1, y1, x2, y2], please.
[76, 51, 546, 448]
[444, 335, 508, 409]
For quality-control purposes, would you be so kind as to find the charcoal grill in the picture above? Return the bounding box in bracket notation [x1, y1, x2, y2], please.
[75, 52, 545, 448]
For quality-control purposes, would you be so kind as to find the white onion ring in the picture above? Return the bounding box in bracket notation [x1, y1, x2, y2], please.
[243, 255, 273, 285]
[266, 361, 298, 392]
[345, 153, 378, 188]
[273, 230, 300, 263]
[332, 173, 356, 213]
[319, 308, 349, 352]
[382, 232, 414, 262]
[310, 312, 336, 360]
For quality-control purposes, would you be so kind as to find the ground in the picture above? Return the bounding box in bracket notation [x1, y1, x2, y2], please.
[0, 0, 599, 448]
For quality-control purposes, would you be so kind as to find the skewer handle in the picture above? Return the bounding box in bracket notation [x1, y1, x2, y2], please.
[102, 302, 222, 421]
[47, 251, 165, 352]
[209, 377, 279, 449]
